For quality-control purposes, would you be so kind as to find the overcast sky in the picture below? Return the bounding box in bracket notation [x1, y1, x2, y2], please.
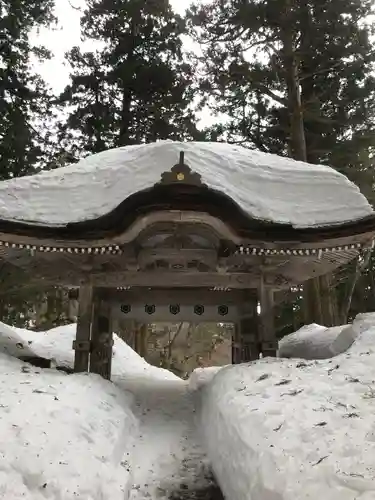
[31, 0, 197, 93]
[30, 0, 218, 126]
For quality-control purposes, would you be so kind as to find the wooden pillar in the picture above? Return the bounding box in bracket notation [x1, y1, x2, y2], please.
[232, 323, 242, 364]
[73, 284, 94, 373]
[259, 280, 277, 357]
[90, 290, 113, 380]
[139, 324, 148, 359]
[134, 322, 141, 354]
[303, 277, 323, 325]
[319, 274, 338, 326]
[236, 290, 260, 362]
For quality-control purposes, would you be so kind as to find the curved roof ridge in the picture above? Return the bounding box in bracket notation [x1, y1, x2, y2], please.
[0, 140, 371, 229]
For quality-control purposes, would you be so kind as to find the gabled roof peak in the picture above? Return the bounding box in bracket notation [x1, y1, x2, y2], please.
[158, 151, 203, 186]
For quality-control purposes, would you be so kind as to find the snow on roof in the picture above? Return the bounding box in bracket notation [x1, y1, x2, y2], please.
[0, 141, 372, 229]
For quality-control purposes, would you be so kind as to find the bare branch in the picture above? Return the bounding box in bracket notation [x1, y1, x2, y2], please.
[252, 82, 287, 106]
[68, 0, 83, 11]
[300, 60, 343, 81]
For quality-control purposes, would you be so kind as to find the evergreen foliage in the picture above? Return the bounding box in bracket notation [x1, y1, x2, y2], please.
[0, 0, 55, 178]
[2, 0, 375, 341]
[58, 0, 199, 159]
[188, 0, 375, 190]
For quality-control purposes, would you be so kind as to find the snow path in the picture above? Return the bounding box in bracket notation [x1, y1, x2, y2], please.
[115, 377, 218, 500]
[0, 321, 222, 499]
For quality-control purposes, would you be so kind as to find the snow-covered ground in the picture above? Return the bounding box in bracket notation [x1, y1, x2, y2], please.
[278, 321, 359, 359]
[123, 377, 216, 500]
[0, 354, 135, 500]
[199, 313, 375, 500]
[0, 322, 219, 500]
[9, 322, 178, 383]
[3, 314, 375, 500]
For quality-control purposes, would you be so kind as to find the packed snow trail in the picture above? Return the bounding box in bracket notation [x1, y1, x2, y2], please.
[0, 321, 224, 499]
[115, 376, 222, 500]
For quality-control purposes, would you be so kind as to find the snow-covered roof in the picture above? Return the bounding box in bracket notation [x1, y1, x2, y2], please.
[0, 141, 372, 229]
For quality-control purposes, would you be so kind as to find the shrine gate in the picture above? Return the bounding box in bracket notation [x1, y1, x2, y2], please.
[0, 141, 373, 379]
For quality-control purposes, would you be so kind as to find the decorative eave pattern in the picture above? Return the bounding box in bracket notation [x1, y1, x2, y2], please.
[0, 239, 371, 257]
[236, 242, 368, 257]
[0, 241, 123, 255]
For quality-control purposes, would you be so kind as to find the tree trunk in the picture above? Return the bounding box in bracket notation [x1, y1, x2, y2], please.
[338, 252, 371, 323]
[281, 0, 337, 327]
[93, 69, 106, 153]
[281, 0, 306, 163]
[118, 20, 137, 146]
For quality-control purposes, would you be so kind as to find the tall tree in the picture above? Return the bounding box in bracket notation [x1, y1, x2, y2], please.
[189, 0, 375, 328]
[0, 0, 55, 179]
[58, 0, 200, 158]
[189, 0, 375, 183]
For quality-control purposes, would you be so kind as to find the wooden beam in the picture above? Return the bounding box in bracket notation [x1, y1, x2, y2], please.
[113, 303, 240, 323]
[86, 271, 261, 289]
[108, 288, 245, 305]
[23, 271, 261, 289]
[137, 248, 218, 269]
[122, 211, 241, 244]
[0, 239, 364, 291]
[90, 291, 113, 380]
[73, 284, 94, 373]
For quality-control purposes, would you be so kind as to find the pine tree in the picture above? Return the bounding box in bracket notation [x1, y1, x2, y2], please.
[189, 0, 375, 329]
[58, 0, 200, 158]
[0, 0, 55, 179]
[188, 0, 375, 185]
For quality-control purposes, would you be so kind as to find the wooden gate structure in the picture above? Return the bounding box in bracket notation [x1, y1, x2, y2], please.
[0, 140, 374, 379]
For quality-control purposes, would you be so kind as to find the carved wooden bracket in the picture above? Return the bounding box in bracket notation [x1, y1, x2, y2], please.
[158, 151, 203, 186]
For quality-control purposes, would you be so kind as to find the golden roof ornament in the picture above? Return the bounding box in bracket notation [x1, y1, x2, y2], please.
[158, 151, 203, 186]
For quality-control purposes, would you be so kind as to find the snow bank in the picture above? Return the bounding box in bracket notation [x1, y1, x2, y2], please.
[0, 354, 136, 500]
[0, 321, 177, 383]
[189, 320, 361, 391]
[0, 141, 371, 228]
[278, 322, 359, 359]
[0, 321, 185, 499]
[200, 313, 375, 500]
[0, 322, 38, 358]
[188, 366, 224, 391]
